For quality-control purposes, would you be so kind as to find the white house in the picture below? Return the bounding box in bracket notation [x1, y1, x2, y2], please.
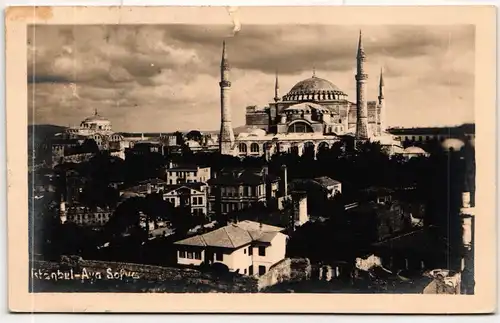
[165, 163, 211, 185]
[162, 183, 208, 216]
[313, 176, 342, 198]
[174, 220, 287, 276]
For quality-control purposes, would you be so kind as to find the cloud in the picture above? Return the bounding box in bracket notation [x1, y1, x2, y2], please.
[28, 24, 475, 131]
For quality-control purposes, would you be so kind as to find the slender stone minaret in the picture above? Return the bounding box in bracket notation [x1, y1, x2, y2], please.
[274, 71, 280, 102]
[355, 31, 369, 140]
[377, 67, 386, 136]
[219, 40, 235, 155]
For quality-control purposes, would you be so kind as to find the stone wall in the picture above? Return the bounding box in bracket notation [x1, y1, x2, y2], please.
[310, 262, 351, 281]
[32, 257, 352, 293]
[30, 259, 259, 293]
[246, 110, 270, 130]
[257, 258, 311, 290]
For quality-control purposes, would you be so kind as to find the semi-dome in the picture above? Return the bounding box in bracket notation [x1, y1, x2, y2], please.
[282, 75, 347, 102]
[441, 138, 466, 152]
[404, 146, 427, 154]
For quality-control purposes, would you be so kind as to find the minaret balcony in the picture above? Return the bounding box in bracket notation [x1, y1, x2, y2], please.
[355, 74, 368, 81]
[219, 81, 231, 87]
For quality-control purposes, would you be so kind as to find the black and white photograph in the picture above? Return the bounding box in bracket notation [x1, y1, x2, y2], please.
[7, 5, 496, 313]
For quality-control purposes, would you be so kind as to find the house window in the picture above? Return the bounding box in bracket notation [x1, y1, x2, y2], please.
[249, 266, 253, 275]
[187, 252, 194, 259]
[244, 248, 247, 254]
[215, 253, 223, 261]
[249, 247, 253, 255]
[259, 265, 266, 275]
[179, 251, 186, 258]
[194, 251, 202, 260]
[258, 246, 266, 256]
[244, 268, 247, 274]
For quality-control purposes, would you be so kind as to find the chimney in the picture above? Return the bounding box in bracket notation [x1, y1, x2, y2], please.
[297, 194, 308, 226]
[281, 165, 288, 196]
[462, 192, 471, 209]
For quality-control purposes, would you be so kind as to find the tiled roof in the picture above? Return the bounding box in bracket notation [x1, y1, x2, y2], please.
[175, 220, 284, 249]
[168, 164, 200, 171]
[234, 220, 283, 232]
[163, 183, 206, 194]
[313, 176, 341, 187]
[209, 168, 279, 186]
[255, 231, 279, 243]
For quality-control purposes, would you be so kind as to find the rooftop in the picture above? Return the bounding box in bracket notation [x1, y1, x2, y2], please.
[209, 167, 279, 186]
[163, 182, 207, 193]
[167, 164, 207, 171]
[313, 176, 341, 187]
[174, 220, 284, 249]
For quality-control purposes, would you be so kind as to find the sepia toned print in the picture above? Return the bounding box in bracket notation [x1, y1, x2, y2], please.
[8, 6, 496, 313]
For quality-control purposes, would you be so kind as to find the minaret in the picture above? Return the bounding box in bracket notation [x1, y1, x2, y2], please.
[274, 71, 280, 102]
[355, 31, 369, 140]
[59, 194, 67, 224]
[219, 40, 235, 155]
[377, 67, 386, 136]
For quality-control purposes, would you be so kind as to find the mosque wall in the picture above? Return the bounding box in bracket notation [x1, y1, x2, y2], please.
[245, 110, 270, 130]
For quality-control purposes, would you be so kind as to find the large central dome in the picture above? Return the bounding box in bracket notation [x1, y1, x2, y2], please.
[282, 75, 347, 102]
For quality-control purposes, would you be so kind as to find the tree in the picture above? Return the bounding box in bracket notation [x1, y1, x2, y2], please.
[81, 139, 99, 154]
[172, 131, 185, 146]
[185, 130, 203, 142]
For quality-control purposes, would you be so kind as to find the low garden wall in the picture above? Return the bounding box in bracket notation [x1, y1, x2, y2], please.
[30, 258, 259, 293]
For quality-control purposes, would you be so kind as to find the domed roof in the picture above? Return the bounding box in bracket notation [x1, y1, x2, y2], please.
[249, 129, 267, 137]
[441, 138, 466, 151]
[290, 76, 342, 93]
[283, 75, 346, 102]
[83, 110, 110, 123]
[404, 146, 427, 154]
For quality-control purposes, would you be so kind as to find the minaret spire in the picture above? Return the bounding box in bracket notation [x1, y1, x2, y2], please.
[94, 108, 98, 116]
[274, 70, 280, 102]
[355, 30, 369, 140]
[357, 30, 365, 58]
[312, 66, 316, 77]
[377, 67, 386, 135]
[219, 40, 235, 155]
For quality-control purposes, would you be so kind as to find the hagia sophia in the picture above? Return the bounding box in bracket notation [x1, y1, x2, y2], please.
[218, 31, 403, 158]
[47, 31, 474, 166]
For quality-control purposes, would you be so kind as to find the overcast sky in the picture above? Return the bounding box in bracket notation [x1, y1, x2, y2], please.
[28, 24, 474, 132]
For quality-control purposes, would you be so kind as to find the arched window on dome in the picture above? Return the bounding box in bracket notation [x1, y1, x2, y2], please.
[250, 143, 260, 153]
[238, 143, 248, 153]
[288, 121, 313, 133]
